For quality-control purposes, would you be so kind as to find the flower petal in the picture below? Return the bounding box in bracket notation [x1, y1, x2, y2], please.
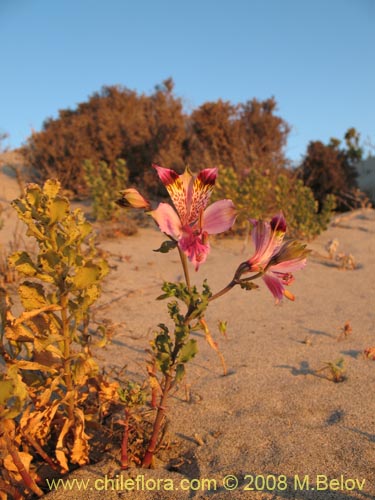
[269, 240, 310, 267]
[262, 273, 285, 303]
[149, 203, 182, 240]
[248, 220, 273, 269]
[189, 168, 218, 223]
[152, 164, 179, 186]
[179, 228, 210, 271]
[270, 258, 307, 273]
[248, 215, 286, 270]
[202, 199, 237, 234]
[270, 212, 287, 233]
[153, 164, 191, 224]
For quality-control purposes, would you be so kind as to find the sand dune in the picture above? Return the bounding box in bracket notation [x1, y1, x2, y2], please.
[1, 168, 374, 499]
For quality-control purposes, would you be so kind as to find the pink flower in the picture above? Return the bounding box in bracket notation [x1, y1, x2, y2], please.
[243, 212, 309, 302]
[150, 164, 236, 270]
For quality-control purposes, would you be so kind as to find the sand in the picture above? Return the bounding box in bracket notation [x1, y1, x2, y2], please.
[1, 168, 375, 499]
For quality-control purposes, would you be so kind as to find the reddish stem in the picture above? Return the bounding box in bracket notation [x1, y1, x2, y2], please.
[0, 478, 23, 500]
[151, 386, 158, 409]
[121, 409, 130, 470]
[142, 373, 173, 468]
[3, 431, 44, 497]
[23, 433, 60, 472]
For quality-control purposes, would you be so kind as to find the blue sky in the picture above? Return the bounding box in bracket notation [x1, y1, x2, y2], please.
[1, 0, 374, 162]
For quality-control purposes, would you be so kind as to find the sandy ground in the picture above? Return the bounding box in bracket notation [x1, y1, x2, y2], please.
[1, 168, 375, 499]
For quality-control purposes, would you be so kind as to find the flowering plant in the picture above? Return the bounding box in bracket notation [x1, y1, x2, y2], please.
[118, 164, 308, 467]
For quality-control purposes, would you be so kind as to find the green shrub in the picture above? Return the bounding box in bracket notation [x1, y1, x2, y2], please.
[274, 175, 336, 239]
[213, 166, 336, 239]
[83, 158, 129, 221]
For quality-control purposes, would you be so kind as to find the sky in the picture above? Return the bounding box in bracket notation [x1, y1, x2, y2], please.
[1, 0, 374, 163]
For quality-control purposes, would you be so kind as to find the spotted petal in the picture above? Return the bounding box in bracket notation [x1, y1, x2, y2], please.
[153, 164, 192, 225]
[189, 168, 218, 223]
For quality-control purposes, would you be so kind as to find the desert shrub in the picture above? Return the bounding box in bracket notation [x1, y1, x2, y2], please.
[0, 180, 114, 497]
[21, 80, 290, 197]
[186, 97, 290, 175]
[299, 128, 363, 211]
[213, 166, 336, 239]
[83, 158, 129, 221]
[21, 80, 187, 195]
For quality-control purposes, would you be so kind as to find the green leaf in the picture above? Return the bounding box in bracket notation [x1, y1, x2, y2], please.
[25, 184, 42, 207]
[156, 293, 170, 301]
[0, 367, 28, 419]
[38, 250, 60, 273]
[156, 352, 172, 375]
[82, 284, 101, 307]
[0, 379, 15, 406]
[49, 197, 69, 224]
[153, 240, 178, 253]
[154, 331, 172, 353]
[69, 263, 101, 290]
[43, 179, 61, 198]
[218, 320, 227, 336]
[19, 282, 47, 311]
[97, 259, 109, 279]
[175, 364, 185, 383]
[79, 220, 93, 239]
[8, 251, 37, 277]
[178, 339, 198, 363]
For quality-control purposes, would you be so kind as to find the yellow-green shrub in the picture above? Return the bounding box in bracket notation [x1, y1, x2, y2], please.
[0, 180, 111, 496]
[213, 166, 336, 239]
[83, 158, 129, 221]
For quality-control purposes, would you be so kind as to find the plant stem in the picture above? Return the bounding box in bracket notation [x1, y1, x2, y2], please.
[0, 477, 23, 500]
[238, 271, 264, 283]
[23, 433, 59, 472]
[142, 373, 173, 468]
[177, 247, 191, 290]
[209, 280, 236, 302]
[121, 409, 130, 469]
[61, 294, 74, 422]
[143, 249, 192, 468]
[2, 430, 44, 497]
[209, 272, 264, 302]
[148, 360, 158, 409]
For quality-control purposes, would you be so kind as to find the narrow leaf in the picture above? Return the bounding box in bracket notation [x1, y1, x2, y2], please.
[153, 240, 178, 253]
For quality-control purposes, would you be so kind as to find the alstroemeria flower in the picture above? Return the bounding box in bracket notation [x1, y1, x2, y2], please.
[150, 164, 236, 270]
[242, 212, 309, 302]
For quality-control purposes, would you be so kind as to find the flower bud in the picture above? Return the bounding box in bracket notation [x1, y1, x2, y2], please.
[117, 189, 150, 209]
